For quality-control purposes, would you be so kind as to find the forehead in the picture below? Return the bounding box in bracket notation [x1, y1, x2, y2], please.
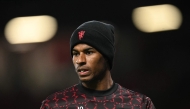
[73, 43, 94, 51]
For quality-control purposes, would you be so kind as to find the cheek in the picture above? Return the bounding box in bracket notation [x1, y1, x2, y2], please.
[88, 56, 106, 69]
[72, 58, 77, 67]
[72, 58, 75, 64]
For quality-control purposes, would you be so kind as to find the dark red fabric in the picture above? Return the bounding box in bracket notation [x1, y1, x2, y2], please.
[40, 83, 156, 109]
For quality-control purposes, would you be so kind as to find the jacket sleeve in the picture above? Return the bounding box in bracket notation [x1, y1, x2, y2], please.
[40, 99, 49, 109]
[145, 97, 156, 109]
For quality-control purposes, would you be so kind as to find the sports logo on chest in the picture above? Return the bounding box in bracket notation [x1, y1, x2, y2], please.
[78, 106, 84, 109]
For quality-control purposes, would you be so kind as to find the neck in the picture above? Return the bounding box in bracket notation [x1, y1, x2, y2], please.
[81, 70, 113, 91]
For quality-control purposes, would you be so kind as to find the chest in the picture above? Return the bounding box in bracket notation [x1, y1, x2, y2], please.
[51, 94, 145, 109]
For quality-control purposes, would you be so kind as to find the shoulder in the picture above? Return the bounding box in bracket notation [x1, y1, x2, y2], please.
[116, 83, 156, 109]
[116, 83, 153, 102]
[40, 84, 79, 108]
[46, 84, 78, 100]
[116, 83, 156, 108]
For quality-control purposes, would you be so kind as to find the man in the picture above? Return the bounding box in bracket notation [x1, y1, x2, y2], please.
[40, 20, 156, 109]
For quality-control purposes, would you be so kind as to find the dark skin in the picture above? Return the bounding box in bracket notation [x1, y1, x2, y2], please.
[72, 44, 113, 91]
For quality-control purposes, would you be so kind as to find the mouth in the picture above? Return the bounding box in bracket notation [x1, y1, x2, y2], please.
[77, 68, 89, 76]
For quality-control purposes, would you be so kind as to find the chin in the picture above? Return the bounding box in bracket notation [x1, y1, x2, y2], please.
[80, 78, 90, 82]
[79, 77, 92, 82]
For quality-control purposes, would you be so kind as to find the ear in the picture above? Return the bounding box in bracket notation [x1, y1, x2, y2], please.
[105, 59, 111, 70]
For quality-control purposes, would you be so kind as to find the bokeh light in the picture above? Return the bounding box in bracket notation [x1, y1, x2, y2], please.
[132, 4, 182, 33]
[5, 15, 57, 44]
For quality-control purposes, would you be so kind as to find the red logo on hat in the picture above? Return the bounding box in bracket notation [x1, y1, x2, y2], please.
[78, 31, 85, 40]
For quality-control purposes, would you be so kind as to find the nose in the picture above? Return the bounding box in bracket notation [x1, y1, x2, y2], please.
[76, 53, 86, 65]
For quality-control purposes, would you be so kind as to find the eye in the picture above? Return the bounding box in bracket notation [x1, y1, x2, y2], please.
[86, 51, 93, 55]
[72, 52, 79, 57]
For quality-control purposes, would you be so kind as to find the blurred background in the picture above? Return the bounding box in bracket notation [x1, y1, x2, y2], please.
[0, 1, 189, 109]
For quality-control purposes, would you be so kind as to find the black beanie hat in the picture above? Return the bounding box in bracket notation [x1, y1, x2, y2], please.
[70, 20, 115, 69]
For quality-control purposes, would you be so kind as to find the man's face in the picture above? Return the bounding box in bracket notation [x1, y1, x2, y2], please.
[72, 44, 108, 82]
